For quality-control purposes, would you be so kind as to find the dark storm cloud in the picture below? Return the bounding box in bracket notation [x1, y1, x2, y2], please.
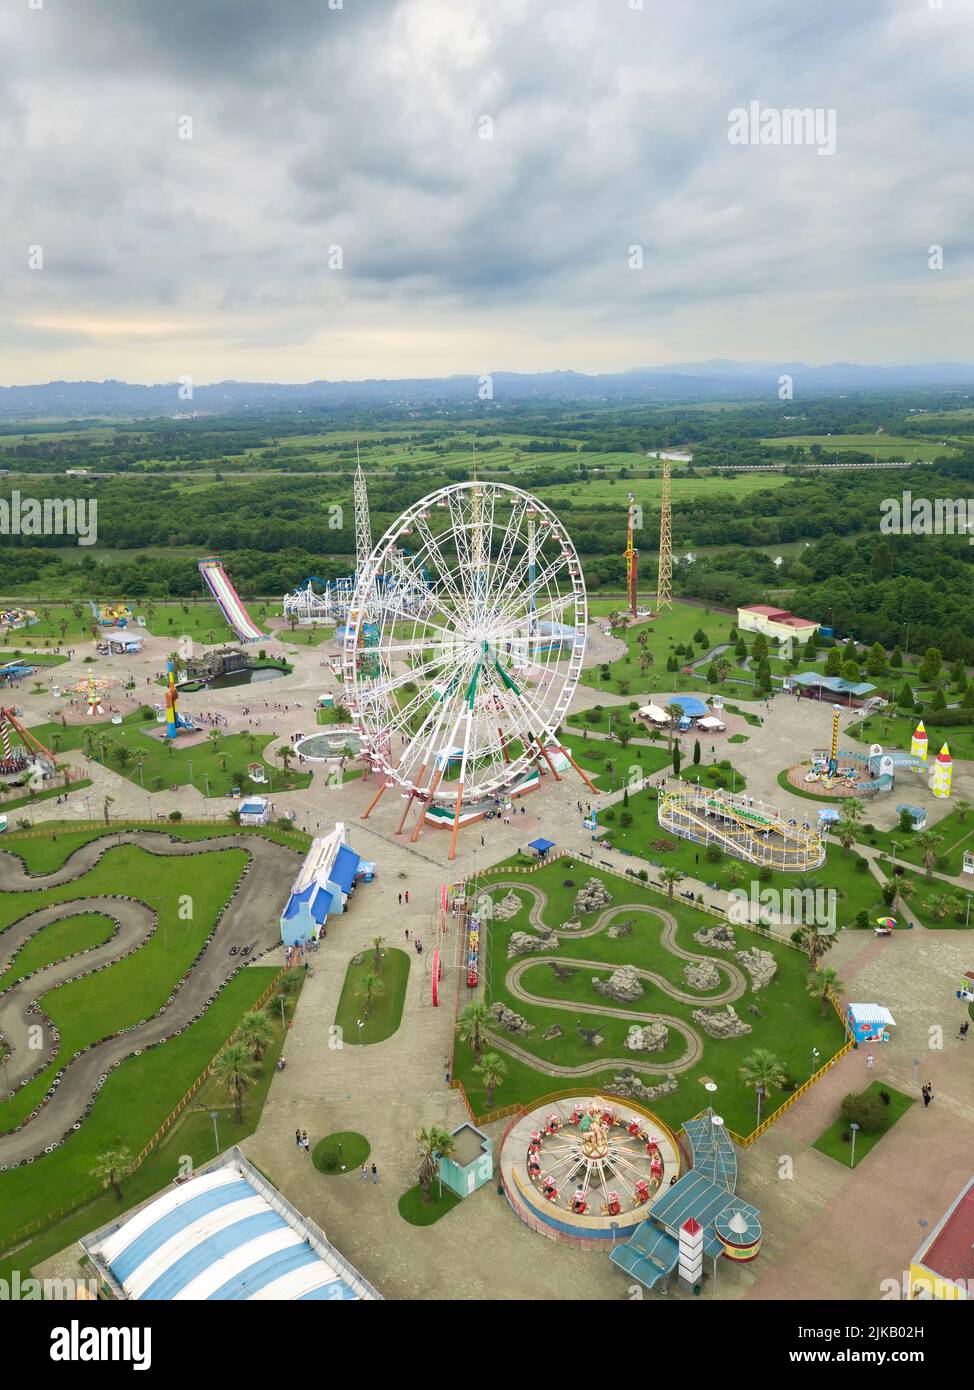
[0, 0, 971, 380]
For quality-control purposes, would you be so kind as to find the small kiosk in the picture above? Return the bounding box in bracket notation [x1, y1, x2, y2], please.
[846, 1002, 896, 1045]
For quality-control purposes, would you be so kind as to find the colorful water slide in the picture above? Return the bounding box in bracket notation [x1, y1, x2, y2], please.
[198, 558, 264, 643]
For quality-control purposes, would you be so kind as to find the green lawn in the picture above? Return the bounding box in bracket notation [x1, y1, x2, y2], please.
[0, 777, 93, 817]
[559, 733, 671, 789]
[867, 805, 974, 878]
[454, 859, 846, 1136]
[398, 1182, 463, 1226]
[812, 1082, 913, 1168]
[334, 946, 410, 1044]
[0, 966, 299, 1280]
[16, 708, 312, 797]
[761, 433, 962, 460]
[849, 712, 974, 762]
[0, 843, 248, 1126]
[578, 603, 739, 698]
[313, 1131, 371, 1174]
[2, 911, 118, 982]
[0, 818, 310, 875]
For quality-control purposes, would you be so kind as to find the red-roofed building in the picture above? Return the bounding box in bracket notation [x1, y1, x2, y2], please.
[910, 1177, 974, 1299]
[737, 604, 819, 643]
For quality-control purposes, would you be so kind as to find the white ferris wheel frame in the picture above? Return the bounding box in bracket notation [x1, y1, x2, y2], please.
[341, 480, 589, 820]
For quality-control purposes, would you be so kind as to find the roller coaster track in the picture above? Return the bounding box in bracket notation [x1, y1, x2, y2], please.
[481, 882, 749, 1079]
[0, 832, 301, 1168]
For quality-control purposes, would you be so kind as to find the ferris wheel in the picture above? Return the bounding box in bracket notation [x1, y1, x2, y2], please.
[342, 480, 594, 857]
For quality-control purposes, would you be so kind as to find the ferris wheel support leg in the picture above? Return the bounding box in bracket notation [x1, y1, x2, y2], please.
[410, 767, 444, 844]
[533, 735, 562, 781]
[395, 766, 425, 835]
[361, 778, 388, 820]
[554, 742, 598, 793]
[498, 727, 511, 763]
[448, 782, 465, 861]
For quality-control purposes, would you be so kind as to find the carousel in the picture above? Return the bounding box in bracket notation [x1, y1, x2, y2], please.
[499, 1096, 682, 1245]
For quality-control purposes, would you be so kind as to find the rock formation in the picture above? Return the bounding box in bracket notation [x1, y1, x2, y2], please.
[506, 930, 558, 959]
[691, 1005, 752, 1040]
[736, 946, 777, 990]
[624, 1021, 669, 1052]
[490, 1002, 534, 1036]
[492, 890, 523, 922]
[604, 1070, 678, 1103]
[693, 922, 737, 952]
[592, 965, 643, 1003]
[574, 878, 613, 916]
[683, 958, 721, 991]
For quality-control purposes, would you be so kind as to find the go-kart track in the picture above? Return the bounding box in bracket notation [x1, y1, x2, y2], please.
[0, 833, 300, 1168]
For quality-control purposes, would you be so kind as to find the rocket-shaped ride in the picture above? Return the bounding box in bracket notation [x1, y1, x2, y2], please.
[930, 743, 952, 799]
[910, 720, 928, 761]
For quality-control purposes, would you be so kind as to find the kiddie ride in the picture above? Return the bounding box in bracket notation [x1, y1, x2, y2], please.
[527, 1100, 667, 1217]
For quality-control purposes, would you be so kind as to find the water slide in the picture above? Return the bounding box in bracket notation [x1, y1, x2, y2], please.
[198, 558, 264, 643]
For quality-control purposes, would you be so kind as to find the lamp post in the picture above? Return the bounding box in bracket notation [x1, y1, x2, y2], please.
[913, 1056, 921, 1099]
[849, 1121, 859, 1168]
[810, 1047, 820, 1077]
[210, 1109, 220, 1155]
[278, 993, 286, 1030]
[966, 896, 972, 929]
[357, 1018, 364, 1045]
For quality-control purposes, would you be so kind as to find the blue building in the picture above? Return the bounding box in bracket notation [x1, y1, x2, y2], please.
[280, 822, 365, 946]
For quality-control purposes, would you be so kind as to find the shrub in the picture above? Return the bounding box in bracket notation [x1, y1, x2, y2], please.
[619, 812, 633, 828]
[705, 845, 722, 863]
[637, 869, 648, 882]
[758, 866, 773, 882]
[855, 910, 869, 930]
[168, 810, 183, 822]
[854, 857, 868, 873]
[603, 809, 615, 822]
[840, 1091, 886, 1134]
[879, 1089, 891, 1106]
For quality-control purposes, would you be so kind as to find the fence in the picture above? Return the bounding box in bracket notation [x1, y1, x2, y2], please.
[1, 816, 310, 853]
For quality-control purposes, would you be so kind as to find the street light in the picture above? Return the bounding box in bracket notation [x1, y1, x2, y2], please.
[849, 1121, 859, 1168]
[210, 1109, 220, 1154]
[811, 1047, 820, 1076]
[277, 993, 286, 1030]
[966, 896, 973, 929]
[913, 1057, 921, 1099]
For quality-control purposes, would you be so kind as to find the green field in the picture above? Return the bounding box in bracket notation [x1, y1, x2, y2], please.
[812, 1082, 913, 1168]
[453, 859, 845, 1136]
[17, 709, 312, 797]
[0, 843, 248, 1126]
[761, 434, 963, 460]
[334, 946, 411, 1044]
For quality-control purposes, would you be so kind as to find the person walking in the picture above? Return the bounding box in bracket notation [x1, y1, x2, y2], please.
[361, 1164, 368, 1181]
[398, 891, 402, 905]
[405, 927, 410, 941]
[301, 1129, 310, 1152]
[370, 1162, 378, 1184]
[921, 1082, 933, 1108]
[959, 1020, 969, 1041]
[295, 1128, 302, 1149]
[405, 890, 410, 904]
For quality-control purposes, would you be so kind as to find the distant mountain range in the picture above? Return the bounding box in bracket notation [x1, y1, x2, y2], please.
[1, 362, 973, 418]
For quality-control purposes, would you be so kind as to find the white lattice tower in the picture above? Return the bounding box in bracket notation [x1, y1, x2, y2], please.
[679, 1217, 703, 1290]
[354, 428, 372, 581]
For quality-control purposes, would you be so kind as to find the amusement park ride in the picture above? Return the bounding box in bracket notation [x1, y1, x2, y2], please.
[0, 707, 57, 778]
[342, 480, 596, 859]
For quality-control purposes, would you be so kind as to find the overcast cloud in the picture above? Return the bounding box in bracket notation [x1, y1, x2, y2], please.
[1, 0, 971, 384]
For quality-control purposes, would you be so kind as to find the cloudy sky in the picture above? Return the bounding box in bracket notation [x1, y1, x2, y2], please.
[1, 0, 971, 385]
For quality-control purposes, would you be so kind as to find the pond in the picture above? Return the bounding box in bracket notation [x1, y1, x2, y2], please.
[207, 665, 289, 689]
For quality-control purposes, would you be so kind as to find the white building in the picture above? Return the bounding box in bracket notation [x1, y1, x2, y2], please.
[279, 821, 363, 946]
[736, 604, 819, 644]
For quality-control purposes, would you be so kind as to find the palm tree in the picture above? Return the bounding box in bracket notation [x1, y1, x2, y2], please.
[102, 794, 114, 825]
[914, 831, 943, 880]
[207, 728, 222, 755]
[796, 923, 835, 968]
[277, 745, 295, 773]
[417, 1124, 456, 1203]
[457, 1002, 492, 1056]
[956, 799, 971, 824]
[884, 875, 915, 913]
[807, 966, 845, 1018]
[371, 935, 385, 975]
[235, 1009, 273, 1061]
[842, 797, 865, 825]
[664, 703, 683, 751]
[357, 972, 384, 1019]
[660, 868, 684, 901]
[91, 1145, 131, 1201]
[834, 817, 859, 855]
[739, 1049, 787, 1126]
[212, 1042, 258, 1122]
[474, 1050, 508, 1107]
